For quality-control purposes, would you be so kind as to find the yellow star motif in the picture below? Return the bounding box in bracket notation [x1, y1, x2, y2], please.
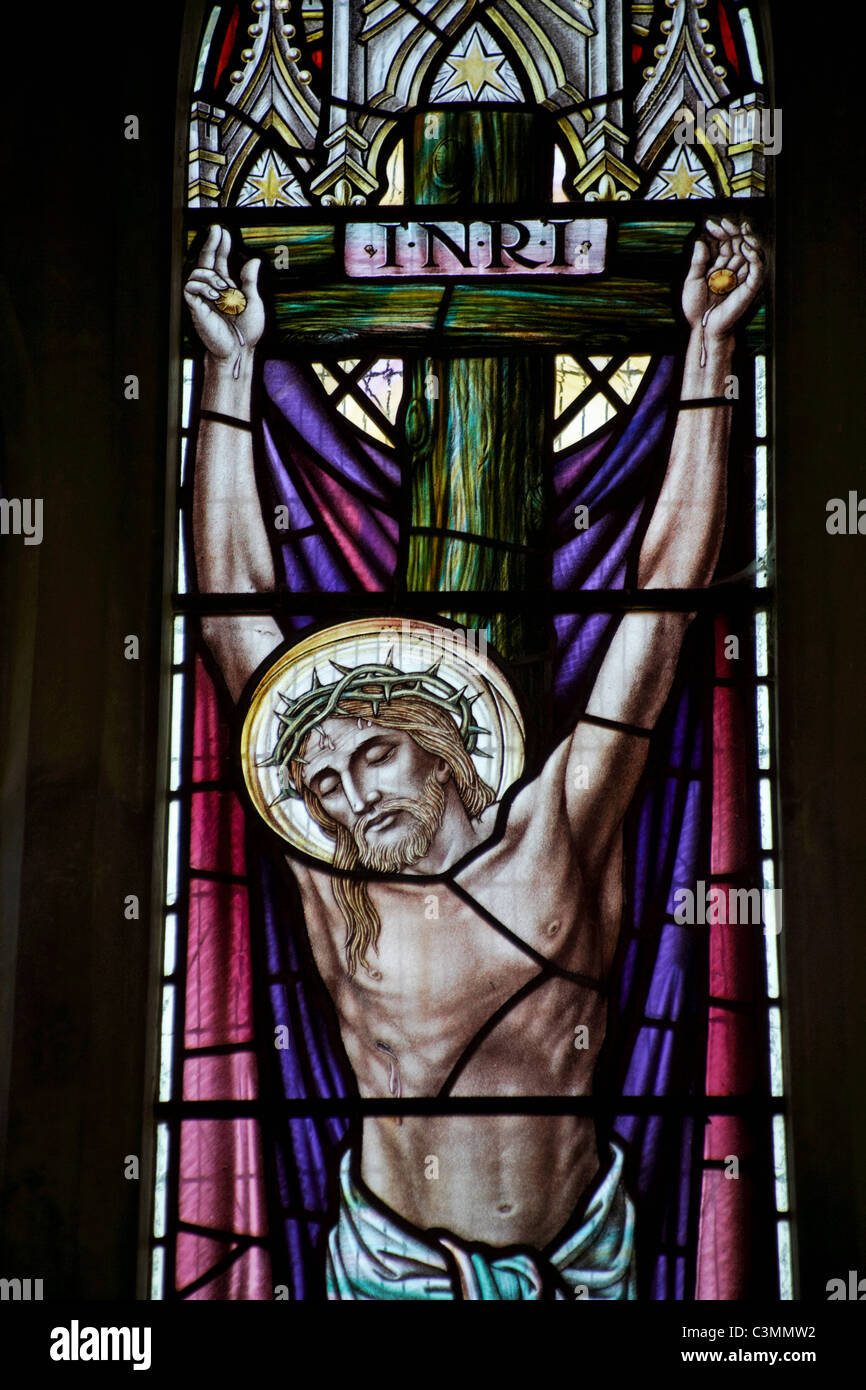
[243, 154, 296, 207]
[436, 30, 516, 100]
[656, 150, 707, 200]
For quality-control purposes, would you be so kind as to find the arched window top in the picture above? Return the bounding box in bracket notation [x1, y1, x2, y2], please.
[186, 0, 772, 206]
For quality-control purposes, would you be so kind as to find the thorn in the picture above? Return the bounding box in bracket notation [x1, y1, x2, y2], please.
[330, 661, 351, 675]
[310, 668, 321, 689]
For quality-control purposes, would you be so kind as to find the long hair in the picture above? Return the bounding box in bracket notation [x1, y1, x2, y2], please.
[289, 696, 496, 977]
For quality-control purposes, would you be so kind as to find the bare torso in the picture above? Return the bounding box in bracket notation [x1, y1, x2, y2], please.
[290, 740, 625, 1247]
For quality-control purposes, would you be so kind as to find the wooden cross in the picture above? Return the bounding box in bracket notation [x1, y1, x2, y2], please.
[187, 109, 763, 719]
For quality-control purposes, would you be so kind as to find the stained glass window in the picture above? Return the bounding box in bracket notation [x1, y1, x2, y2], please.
[151, 0, 787, 1301]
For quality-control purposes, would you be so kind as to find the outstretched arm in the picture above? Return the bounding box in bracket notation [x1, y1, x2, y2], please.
[187, 226, 284, 701]
[562, 219, 765, 883]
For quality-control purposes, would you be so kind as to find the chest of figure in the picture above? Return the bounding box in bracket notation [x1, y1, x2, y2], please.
[298, 850, 601, 1091]
[302, 832, 594, 979]
[306, 879, 533, 1086]
[360, 879, 539, 1006]
[457, 824, 602, 978]
[337, 881, 606, 1096]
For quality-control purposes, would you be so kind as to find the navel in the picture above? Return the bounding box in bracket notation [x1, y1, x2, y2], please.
[545, 919, 561, 938]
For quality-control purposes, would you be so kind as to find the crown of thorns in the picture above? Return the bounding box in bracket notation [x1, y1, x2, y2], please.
[261, 654, 491, 802]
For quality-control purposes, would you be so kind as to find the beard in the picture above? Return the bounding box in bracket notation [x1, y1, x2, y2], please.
[352, 771, 446, 872]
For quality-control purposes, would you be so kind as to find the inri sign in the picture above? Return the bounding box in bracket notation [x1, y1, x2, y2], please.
[345, 219, 608, 278]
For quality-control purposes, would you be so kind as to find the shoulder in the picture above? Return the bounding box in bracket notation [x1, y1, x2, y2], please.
[284, 851, 332, 903]
[499, 734, 571, 840]
[461, 735, 571, 869]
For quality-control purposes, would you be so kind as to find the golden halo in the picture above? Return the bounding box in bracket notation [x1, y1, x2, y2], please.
[240, 616, 525, 862]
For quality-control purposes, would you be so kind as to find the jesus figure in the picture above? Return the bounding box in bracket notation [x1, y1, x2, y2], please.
[186, 218, 764, 1300]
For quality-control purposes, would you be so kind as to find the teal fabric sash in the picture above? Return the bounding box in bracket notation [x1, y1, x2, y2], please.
[326, 1143, 636, 1301]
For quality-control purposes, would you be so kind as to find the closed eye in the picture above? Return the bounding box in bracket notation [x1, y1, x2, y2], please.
[315, 773, 340, 798]
[365, 742, 396, 766]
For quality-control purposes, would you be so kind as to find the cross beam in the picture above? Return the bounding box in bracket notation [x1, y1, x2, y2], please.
[270, 279, 738, 351]
[185, 220, 766, 351]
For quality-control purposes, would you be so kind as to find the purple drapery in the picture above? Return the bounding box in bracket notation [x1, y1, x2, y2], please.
[249, 355, 710, 1298]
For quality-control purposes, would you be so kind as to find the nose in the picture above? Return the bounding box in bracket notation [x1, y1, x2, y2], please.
[342, 767, 378, 818]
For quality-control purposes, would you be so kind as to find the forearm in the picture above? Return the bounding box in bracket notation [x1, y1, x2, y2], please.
[192, 351, 275, 595]
[566, 223, 763, 868]
[193, 351, 283, 702]
[570, 333, 735, 845]
[638, 332, 734, 589]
